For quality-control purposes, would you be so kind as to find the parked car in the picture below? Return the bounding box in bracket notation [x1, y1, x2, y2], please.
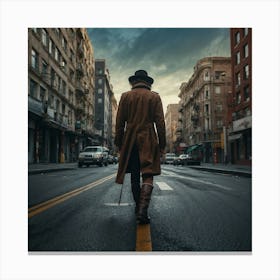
[172, 156, 181, 165]
[78, 146, 109, 167]
[164, 153, 176, 164]
[173, 153, 201, 166]
[108, 155, 114, 164]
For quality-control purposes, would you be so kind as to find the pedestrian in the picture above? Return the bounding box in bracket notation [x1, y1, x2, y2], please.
[114, 70, 166, 224]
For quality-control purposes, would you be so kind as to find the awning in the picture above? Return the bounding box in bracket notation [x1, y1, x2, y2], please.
[228, 133, 242, 141]
[187, 145, 199, 153]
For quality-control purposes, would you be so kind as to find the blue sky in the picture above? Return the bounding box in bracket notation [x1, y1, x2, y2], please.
[87, 28, 230, 112]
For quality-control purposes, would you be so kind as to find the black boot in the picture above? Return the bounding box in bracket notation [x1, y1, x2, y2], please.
[131, 183, 140, 214]
[136, 184, 153, 224]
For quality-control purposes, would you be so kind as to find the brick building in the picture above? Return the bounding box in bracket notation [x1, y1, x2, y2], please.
[228, 28, 252, 165]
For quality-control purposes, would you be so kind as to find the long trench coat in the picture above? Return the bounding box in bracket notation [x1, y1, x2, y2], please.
[114, 83, 166, 184]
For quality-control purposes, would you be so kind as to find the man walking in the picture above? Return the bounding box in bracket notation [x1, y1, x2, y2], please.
[114, 70, 166, 224]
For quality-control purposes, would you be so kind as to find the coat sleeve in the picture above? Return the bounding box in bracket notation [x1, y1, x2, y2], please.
[154, 94, 166, 151]
[114, 93, 127, 149]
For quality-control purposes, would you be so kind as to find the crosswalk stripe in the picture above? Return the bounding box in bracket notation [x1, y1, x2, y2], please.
[156, 182, 173, 190]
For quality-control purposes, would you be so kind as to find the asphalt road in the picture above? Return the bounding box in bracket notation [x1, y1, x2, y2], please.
[28, 164, 252, 252]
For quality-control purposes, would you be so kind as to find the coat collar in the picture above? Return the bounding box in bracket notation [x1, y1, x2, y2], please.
[131, 82, 151, 90]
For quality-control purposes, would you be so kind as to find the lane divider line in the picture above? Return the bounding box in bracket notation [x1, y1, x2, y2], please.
[156, 181, 173, 191]
[28, 173, 116, 218]
[136, 224, 152, 251]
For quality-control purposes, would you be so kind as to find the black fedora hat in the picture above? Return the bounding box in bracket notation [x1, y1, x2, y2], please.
[128, 70, 154, 85]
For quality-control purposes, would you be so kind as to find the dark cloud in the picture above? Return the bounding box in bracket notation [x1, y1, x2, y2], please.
[87, 28, 230, 111]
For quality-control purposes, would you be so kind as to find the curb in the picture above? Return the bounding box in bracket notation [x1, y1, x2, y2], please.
[28, 167, 76, 175]
[188, 166, 252, 178]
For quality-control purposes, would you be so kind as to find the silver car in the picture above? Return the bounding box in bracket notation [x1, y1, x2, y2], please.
[78, 146, 108, 167]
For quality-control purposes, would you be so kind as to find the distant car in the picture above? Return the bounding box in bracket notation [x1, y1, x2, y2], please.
[78, 146, 109, 167]
[172, 156, 181, 165]
[113, 156, 118, 164]
[108, 155, 114, 164]
[173, 154, 201, 166]
[164, 153, 176, 164]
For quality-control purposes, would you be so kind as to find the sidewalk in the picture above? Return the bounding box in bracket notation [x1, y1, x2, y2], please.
[28, 162, 77, 175]
[189, 162, 252, 177]
[29, 162, 252, 177]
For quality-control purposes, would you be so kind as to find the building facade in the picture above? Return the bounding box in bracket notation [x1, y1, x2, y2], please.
[177, 57, 232, 163]
[228, 28, 252, 165]
[165, 104, 179, 153]
[28, 28, 95, 164]
[94, 59, 115, 150]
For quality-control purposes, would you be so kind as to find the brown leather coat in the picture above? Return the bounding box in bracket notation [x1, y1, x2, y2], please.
[114, 83, 166, 184]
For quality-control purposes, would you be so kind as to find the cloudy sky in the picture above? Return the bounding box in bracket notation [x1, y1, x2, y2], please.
[87, 28, 230, 113]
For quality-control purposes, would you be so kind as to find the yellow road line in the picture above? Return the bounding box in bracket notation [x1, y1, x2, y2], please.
[28, 173, 116, 218]
[136, 224, 152, 251]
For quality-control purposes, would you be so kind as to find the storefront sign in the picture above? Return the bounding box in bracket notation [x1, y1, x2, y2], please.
[232, 116, 252, 132]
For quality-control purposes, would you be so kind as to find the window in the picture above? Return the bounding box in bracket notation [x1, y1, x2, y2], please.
[236, 72, 241, 86]
[62, 81, 66, 95]
[62, 104, 65, 115]
[49, 39, 53, 55]
[244, 44, 249, 58]
[58, 76, 62, 93]
[98, 88, 103, 94]
[245, 107, 251, 116]
[204, 71, 209, 81]
[205, 104, 209, 114]
[32, 28, 37, 33]
[236, 51, 240, 64]
[70, 50, 74, 63]
[51, 68, 56, 87]
[244, 85, 250, 101]
[69, 90, 74, 104]
[56, 99, 60, 113]
[40, 86, 46, 101]
[244, 28, 249, 36]
[216, 104, 223, 112]
[98, 78, 102, 85]
[31, 49, 38, 70]
[29, 79, 38, 98]
[215, 71, 223, 80]
[70, 69, 74, 82]
[98, 68, 103, 74]
[55, 47, 59, 61]
[244, 64, 249, 80]
[236, 92, 241, 104]
[42, 60, 48, 75]
[68, 110, 72, 125]
[49, 95, 54, 108]
[217, 120, 223, 128]
[55, 28, 60, 37]
[98, 98, 103, 104]
[62, 36, 65, 49]
[235, 32, 240, 45]
[215, 86, 221, 94]
[42, 29, 47, 46]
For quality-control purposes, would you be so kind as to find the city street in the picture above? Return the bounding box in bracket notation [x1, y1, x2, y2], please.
[28, 163, 251, 252]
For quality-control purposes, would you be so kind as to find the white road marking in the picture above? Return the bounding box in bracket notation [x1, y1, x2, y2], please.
[161, 170, 231, 191]
[104, 203, 131, 206]
[156, 182, 173, 191]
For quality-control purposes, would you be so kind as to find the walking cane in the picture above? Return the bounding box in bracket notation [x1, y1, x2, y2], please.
[118, 183, 124, 205]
